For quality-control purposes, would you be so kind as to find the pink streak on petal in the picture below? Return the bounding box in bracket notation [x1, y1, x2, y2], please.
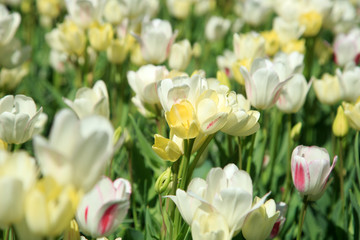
[206, 117, 220, 130]
[99, 204, 118, 235]
[294, 162, 305, 192]
[85, 206, 89, 224]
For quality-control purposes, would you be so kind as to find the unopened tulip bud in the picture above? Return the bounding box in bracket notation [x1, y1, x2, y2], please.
[169, 39, 192, 71]
[242, 198, 280, 240]
[88, 23, 114, 51]
[152, 134, 182, 162]
[155, 168, 172, 194]
[333, 106, 349, 137]
[291, 145, 337, 201]
[192, 42, 202, 58]
[291, 122, 302, 141]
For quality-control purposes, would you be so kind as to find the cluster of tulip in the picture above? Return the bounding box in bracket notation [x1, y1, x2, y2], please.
[0, 0, 360, 240]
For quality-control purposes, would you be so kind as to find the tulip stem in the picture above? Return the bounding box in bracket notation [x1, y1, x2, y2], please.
[246, 133, 256, 174]
[297, 196, 309, 240]
[355, 131, 360, 186]
[338, 137, 345, 207]
[283, 114, 293, 201]
[238, 136, 242, 169]
[186, 134, 214, 185]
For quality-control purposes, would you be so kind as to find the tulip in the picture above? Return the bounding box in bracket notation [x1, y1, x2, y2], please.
[221, 92, 260, 137]
[106, 39, 128, 64]
[336, 64, 360, 103]
[298, 10, 323, 37]
[165, 100, 200, 139]
[242, 198, 280, 240]
[157, 74, 207, 113]
[276, 74, 311, 113]
[273, 17, 305, 46]
[191, 209, 230, 240]
[233, 32, 265, 65]
[168, 164, 269, 238]
[76, 177, 131, 237]
[168, 39, 192, 71]
[25, 177, 80, 236]
[343, 99, 360, 131]
[332, 106, 349, 137]
[312, 73, 342, 105]
[152, 134, 182, 162]
[325, 1, 357, 34]
[65, 0, 105, 28]
[33, 109, 114, 192]
[240, 0, 272, 27]
[261, 30, 280, 57]
[64, 219, 80, 240]
[333, 28, 360, 66]
[0, 95, 46, 144]
[103, 0, 123, 24]
[136, 19, 177, 64]
[291, 145, 337, 201]
[0, 150, 37, 227]
[205, 16, 231, 42]
[196, 89, 231, 134]
[88, 23, 114, 51]
[0, 64, 28, 91]
[166, 0, 192, 20]
[0, 38, 31, 69]
[216, 49, 237, 78]
[0, 5, 21, 46]
[240, 58, 289, 110]
[63, 80, 110, 119]
[269, 202, 287, 238]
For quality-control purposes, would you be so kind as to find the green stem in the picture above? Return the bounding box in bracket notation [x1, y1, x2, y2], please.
[355, 131, 360, 186]
[283, 114, 293, 201]
[269, 110, 282, 188]
[304, 37, 315, 80]
[297, 196, 309, 240]
[238, 137, 242, 169]
[246, 133, 256, 174]
[338, 137, 345, 208]
[187, 134, 214, 184]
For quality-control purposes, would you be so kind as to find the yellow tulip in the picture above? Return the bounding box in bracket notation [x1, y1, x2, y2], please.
[343, 98, 360, 131]
[88, 23, 114, 51]
[152, 134, 182, 162]
[25, 177, 81, 236]
[261, 30, 280, 57]
[281, 39, 306, 54]
[333, 106, 349, 137]
[165, 100, 200, 139]
[299, 10, 323, 37]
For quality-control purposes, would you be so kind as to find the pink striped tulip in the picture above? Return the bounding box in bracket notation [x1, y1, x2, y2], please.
[76, 177, 131, 237]
[291, 146, 337, 201]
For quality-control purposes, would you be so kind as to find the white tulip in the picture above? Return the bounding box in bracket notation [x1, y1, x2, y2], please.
[33, 109, 114, 192]
[65, 0, 106, 28]
[168, 39, 192, 71]
[63, 80, 110, 119]
[0, 4, 20, 46]
[205, 16, 231, 42]
[0, 95, 46, 144]
[336, 63, 360, 103]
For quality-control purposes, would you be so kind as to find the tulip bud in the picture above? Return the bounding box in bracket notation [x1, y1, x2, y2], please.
[155, 168, 172, 194]
[192, 42, 202, 58]
[165, 100, 200, 139]
[242, 198, 280, 240]
[270, 202, 287, 238]
[261, 30, 280, 57]
[76, 177, 131, 238]
[291, 122, 302, 141]
[88, 23, 114, 51]
[169, 39, 192, 71]
[152, 134, 182, 162]
[332, 106, 349, 137]
[291, 145, 337, 201]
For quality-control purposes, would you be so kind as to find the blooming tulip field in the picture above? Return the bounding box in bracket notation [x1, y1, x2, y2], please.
[1, 0, 360, 240]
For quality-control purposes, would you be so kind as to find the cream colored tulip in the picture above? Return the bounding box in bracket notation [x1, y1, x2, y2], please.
[33, 109, 114, 192]
[25, 177, 81, 236]
[63, 80, 110, 119]
[103, 0, 123, 24]
[336, 64, 360, 102]
[65, 0, 105, 28]
[166, 0, 192, 20]
[0, 5, 21, 46]
[152, 134, 182, 162]
[106, 39, 127, 64]
[0, 64, 28, 91]
[343, 99, 360, 131]
[0, 150, 37, 227]
[0, 95, 46, 144]
[205, 16, 231, 42]
[169, 39, 192, 71]
[88, 23, 114, 51]
[233, 32, 265, 63]
[313, 73, 342, 105]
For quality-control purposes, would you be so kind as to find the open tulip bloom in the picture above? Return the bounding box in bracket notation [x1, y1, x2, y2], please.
[291, 145, 337, 201]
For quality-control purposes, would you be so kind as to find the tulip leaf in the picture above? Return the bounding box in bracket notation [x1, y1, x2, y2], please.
[350, 189, 360, 240]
